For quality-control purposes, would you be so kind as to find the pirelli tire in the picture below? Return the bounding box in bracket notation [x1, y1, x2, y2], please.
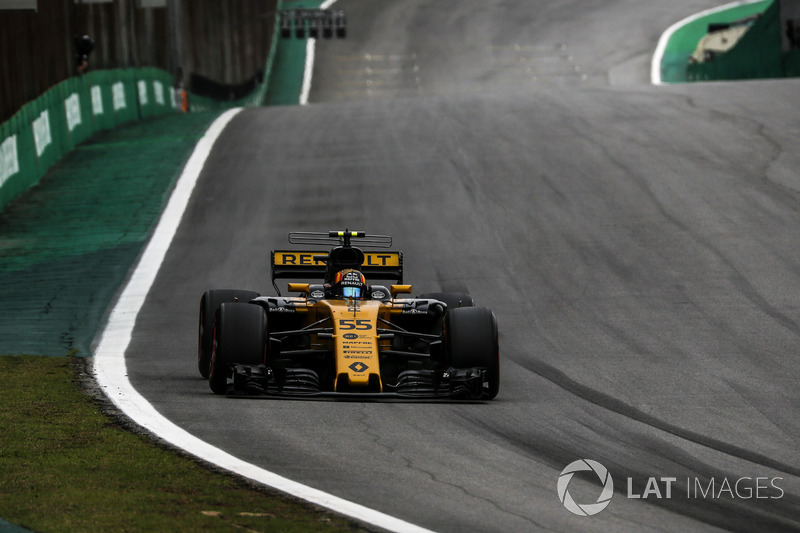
[444, 306, 499, 400]
[208, 302, 267, 395]
[417, 292, 475, 310]
[198, 289, 260, 378]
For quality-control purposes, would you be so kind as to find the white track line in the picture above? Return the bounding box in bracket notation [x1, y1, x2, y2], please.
[651, 0, 766, 85]
[92, 107, 434, 533]
[300, 38, 316, 105]
[300, 0, 339, 104]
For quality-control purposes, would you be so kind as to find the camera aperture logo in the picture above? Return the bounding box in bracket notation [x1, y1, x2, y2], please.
[557, 459, 785, 517]
[557, 459, 614, 516]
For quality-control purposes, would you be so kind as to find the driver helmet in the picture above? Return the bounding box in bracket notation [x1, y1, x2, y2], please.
[333, 269, 367, 299]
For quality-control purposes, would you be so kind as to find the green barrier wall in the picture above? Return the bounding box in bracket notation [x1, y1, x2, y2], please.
[687, 0, 783, 81]
[683, 0, 800, 82]
[661, 0, 772, 83]
[784, 49, 800, 76]
[0, 68, 178, 211]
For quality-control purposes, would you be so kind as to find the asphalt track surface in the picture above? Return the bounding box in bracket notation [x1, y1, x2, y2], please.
[123, 1, 800, 531]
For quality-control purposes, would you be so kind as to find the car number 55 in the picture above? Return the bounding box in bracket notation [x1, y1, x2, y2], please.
[339, 319, 372, 330]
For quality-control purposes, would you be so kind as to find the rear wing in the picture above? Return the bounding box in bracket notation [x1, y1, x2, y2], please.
[271, 249, 403, 292]
[287, 230, 392, 248]
[271, 230, 403, 294]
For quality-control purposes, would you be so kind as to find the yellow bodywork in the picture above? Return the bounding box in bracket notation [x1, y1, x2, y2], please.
[284, 283, 416, 392]
[320, 299, 383, 391]
[273, 251, 401, 268]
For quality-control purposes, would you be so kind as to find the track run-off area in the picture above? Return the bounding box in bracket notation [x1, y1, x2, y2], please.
[94, 1, 800, 532]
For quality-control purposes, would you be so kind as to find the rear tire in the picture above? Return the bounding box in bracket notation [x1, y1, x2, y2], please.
[208, 302, 267, 395]
[445, 307, 499, 399]
[198, 289, 260, 378]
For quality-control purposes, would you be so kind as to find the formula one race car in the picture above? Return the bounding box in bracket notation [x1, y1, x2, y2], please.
[197, 231, 499, 400]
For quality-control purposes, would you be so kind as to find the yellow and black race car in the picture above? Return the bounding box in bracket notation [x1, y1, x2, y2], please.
[197, 231, 499, 400]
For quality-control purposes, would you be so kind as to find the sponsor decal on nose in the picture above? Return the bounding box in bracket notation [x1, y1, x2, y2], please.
[349, 362, 369, 373]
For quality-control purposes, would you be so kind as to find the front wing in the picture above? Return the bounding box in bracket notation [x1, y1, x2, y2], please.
[222, 364, 491, 400]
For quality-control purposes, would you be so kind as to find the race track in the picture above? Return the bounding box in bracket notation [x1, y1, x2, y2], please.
[121, 1, 800, 531]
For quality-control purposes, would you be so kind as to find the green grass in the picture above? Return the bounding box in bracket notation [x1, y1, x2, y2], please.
[0, 355, 366, 533]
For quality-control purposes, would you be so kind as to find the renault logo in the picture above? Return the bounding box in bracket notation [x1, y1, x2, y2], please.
[348, 362, 368, 373]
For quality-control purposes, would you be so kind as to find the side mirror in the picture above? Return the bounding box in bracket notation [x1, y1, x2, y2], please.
[288, 283, 310, 294]
[390, 284, 412, 297]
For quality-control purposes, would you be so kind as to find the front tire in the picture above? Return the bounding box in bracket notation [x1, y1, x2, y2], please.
[198, 289, 260, 378]
[208, 302, 267, 395]
[445, 307, 499, 399]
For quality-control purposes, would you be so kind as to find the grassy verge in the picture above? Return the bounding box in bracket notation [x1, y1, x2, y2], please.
[0, 355, 366, 533]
